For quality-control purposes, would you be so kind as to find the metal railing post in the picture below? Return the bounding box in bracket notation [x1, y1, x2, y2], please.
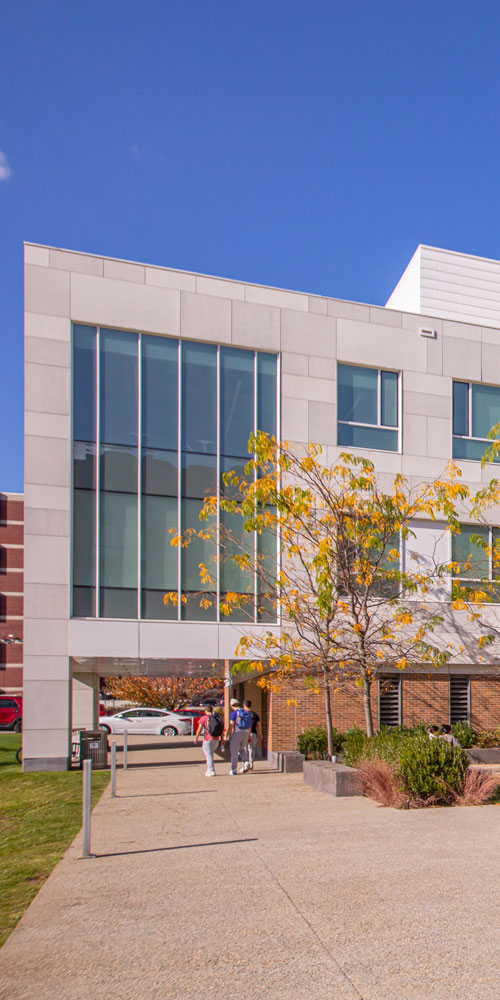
[111, 739, 117, 797]
[82, 759, 93, 858]
[123, 729, 128, 770]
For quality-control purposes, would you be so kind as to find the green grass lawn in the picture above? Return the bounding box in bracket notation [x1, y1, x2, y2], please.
[0, 734, 109, 947]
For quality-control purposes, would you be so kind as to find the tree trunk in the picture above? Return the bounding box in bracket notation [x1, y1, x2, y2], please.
[362, 676, 374, 737]
[324, 680, 335, 756]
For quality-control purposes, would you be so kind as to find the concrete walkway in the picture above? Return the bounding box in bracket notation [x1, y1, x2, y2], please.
[2, 740, 500, 1000]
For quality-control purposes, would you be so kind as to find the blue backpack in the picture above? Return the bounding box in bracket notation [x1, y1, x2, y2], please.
[236, 708, 253, 730]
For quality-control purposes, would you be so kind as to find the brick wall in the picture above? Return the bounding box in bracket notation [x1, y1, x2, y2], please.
[470, 676, 500, 730]
[0, 492, 24, 694]
[266, 672, 500, 752]
[267, 682, 379, 752]
[401, 674, 449, 727]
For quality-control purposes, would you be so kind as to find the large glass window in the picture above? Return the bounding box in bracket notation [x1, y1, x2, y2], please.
[451, 524, 500, 600]
[72, 326, 278, 621]
[337, 364, 399, 452]
[72, 325, 96, 617]
[453, 380, 500, 462]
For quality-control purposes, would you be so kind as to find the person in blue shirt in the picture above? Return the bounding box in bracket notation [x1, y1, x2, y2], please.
[227, 699, 252, 775]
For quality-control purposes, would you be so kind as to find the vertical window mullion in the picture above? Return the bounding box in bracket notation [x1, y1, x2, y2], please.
[95, 326, 101, 617]
[377, 370, 382, 427]
[137, 334, 142, 619]
[177, 340, 182, 621]
[276, 351, 281, 626]
[216, 345, 221, 623]
[468, 382, 472, 437]
[253, 351, 258, 622]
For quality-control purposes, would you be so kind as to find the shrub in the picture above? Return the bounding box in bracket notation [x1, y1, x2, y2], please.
[451, 767, 500, 806]
[398, 731, 468, 803]
[355, 758, 407, 808]
[297, 726, 343, 758]
[342, 725, 368, 767]
[366, 726, 413, 764]
[451, 721, 478, 748]
[475, 729, 500, 748]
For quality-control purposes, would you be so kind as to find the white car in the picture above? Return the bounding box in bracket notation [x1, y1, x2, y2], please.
[99, 707, 192, 736]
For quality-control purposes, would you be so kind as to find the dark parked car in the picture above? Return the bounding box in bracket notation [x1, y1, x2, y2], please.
[0, 695, 23, 732]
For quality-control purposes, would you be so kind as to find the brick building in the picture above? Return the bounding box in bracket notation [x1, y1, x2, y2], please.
[0, 492, 24, 693]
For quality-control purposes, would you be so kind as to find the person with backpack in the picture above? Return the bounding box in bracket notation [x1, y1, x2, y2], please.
[195, 705, 224, 777]
[227, 699, 252, 775]
[244, 699, 263, 770]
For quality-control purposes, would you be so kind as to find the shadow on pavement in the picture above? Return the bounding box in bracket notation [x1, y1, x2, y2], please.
[122, 790, 217, 798]
[95, 838, 258, 859]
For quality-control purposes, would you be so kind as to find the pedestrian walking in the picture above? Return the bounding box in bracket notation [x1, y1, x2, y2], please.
[194, 705, 224, 776]
[244, 699, 262, 769]
[227, 699, 252, 774]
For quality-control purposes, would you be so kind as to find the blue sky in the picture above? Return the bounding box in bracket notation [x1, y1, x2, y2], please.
[2, 0, 500, 491]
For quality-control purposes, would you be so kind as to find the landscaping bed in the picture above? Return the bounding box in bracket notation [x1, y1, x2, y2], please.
[297, 724, 500, 809]
[0, 734, 109, 946]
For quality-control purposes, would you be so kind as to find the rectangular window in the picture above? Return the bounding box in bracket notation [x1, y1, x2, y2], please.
[451, 524, 500, 600]
[379, 676, 401, 727]
[337, 364, 399, 452]
[452, 380, 500, 462]
[72, 324, 278, 622]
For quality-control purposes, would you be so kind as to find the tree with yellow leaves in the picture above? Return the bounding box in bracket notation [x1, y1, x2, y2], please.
[173, 434, 488, 749]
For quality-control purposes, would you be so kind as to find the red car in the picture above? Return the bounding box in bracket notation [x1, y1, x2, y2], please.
[0, 695, 23, 732]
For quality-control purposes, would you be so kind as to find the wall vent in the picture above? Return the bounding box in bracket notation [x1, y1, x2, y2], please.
[379, 675, 401, 727]
[449, 675, 470, 724]
[419, 327, 437, 339]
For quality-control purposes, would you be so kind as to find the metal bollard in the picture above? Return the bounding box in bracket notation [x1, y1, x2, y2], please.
[111, 740, 117, 797]
[82, 759, 94, 858]
[123, 729, 128, 770]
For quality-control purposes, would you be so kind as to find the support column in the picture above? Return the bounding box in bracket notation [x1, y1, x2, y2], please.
[72, 672, 100, 731]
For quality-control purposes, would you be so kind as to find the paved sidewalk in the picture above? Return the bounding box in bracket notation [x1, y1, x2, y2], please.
[2, 742, 500, 1000]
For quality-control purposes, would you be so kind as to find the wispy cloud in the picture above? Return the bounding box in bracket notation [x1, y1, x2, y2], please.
[0, 151, 12, 181]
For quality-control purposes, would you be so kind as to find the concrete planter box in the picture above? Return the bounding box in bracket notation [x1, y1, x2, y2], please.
[267, 750, 305, 773]
[303, 759, 363, 797]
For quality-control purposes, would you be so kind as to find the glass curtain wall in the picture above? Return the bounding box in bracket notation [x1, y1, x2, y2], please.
[72, 327, 278, 622]
[73, 325, 97, 616]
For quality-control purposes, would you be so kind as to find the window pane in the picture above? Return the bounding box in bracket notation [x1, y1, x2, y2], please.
[142, 449, 177, 496]
[257, 518, 278, 622]
[181, 498, 215, 591]
[73, 587, 95, 618]
[141, 495, 178, 589]
[452, 437, 499, 462]
[220, 347, 254, 457]
[338, 364, 377, 425]
[338, 423, 398, 452]
[100, 330, 138, 446]
[142, 335, 178, 451]
[471, 384, 500, 439]
[257, 353, 277, 438]
[73, 325, 96, 442]
[182, 453, 216, 499]
[141, 589, 177, 620]
[73, 489, 95, 587]
[452, 526, 489, 578]
[74, 442, 96, 489]
[100, 445, 138, 493]
[453, 382, 469, 436]
[220, 509, 254, 595]
[182, 342, 217, 454]
[381, 371, 398, 427]
[100, 588, 137, 619]
[100, 492, 138, 589]
[221, 456, 251, 500]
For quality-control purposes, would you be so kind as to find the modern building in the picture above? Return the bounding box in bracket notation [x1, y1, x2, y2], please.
[23, 242, 500, 769]
[0, 492, 24, 693]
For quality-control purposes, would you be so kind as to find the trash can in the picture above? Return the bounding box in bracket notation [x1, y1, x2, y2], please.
[79, 729, 108, 770]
